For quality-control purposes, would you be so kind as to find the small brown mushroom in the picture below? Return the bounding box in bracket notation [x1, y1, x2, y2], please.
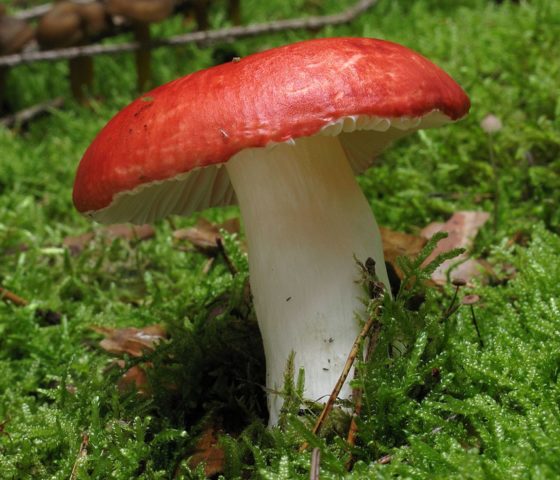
[106, 0, 175, 92]
[0, 7, 34, 55]
[36, 1, 109, 104]
[183, 0, 241, 32]
[227, 0, 241, 26]
[79, 1, 110, 40]
[36, 2, 83, 49]
[76, 2, 110, 102]
[189, 0, 210, 31]
[0, 6, 35, 113]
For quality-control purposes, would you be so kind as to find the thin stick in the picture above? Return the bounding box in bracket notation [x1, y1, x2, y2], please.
[345, 321, 382, 469]
[12, 0, 220, 21]
[346, 387, 363, 453]
[1, 0, 378, 67]
[216, 238, 238, 276]
[309, 448, 321, 480]
[300, 313, 379, 452]
[377, 454, 392, 464]
[0, 97, 64, 128]
[0, 286, 29, 307]
[69, 433, 89, 480]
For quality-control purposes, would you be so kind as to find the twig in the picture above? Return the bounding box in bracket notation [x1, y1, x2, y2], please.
[69, 433, 89, 480]
[345, 387, 363, 457]
[0, 286, 29, 307]
[300, 312, 379, 452]
[309, 448, 321, 480]
[12, 0, 215, 21]
[13, 0, 93, 20]
[1, 0, 378, 67]
[0, 97, 64, 128]
[345, 321, 382, 469]
[216, 238, 238, 276]
[377, 454, 392, 464]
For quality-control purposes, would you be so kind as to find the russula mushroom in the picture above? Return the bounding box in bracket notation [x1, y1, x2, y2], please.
[106, 0, 175, 92]
[0, 7, 34, 113]
[36, 1, 109, 104]
[73, 37, 470, 425]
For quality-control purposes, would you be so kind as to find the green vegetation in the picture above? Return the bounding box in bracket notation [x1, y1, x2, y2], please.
[1, 0, 559, 478]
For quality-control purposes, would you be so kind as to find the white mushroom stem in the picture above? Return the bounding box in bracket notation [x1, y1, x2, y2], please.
[226, 134, 389, 425]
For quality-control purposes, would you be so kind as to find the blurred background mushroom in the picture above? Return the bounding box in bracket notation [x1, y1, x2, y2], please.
[184, 0, 241, 31]
[106, 0, 175, 92]
[36, 1, 110, 104]
[0, 5, 34, 113]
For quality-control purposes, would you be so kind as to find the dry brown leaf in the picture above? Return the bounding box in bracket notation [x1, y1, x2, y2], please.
[94, 325, 166, 397]
[63, 224, 155, 254]
[380, 227, 427, 278]
[188, 426, 226, 478]
[117, 363, 152, 396]
[421, 211, 490, 285]
[91, 324, 167, 357]
[173, 217, 240, 255]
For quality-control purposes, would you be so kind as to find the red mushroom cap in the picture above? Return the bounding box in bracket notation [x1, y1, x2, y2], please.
[73, 37, 470, 222]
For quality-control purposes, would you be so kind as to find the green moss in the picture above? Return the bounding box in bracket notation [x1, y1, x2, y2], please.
[1, 0, 560, 477]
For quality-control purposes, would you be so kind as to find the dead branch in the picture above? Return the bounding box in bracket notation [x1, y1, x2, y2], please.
[0, 286, 29, 307]
[13, 0, 92, 21]
[309, 448, 321, 480]
[13, 0, 211, 21]
[1, 0, 377, 67]
[216, 237, 238, 276]
[69, 433, 89, 480]
[300, 310, 380, 452]
[0, 96, 64, 128]
[345, 321, 382, 469]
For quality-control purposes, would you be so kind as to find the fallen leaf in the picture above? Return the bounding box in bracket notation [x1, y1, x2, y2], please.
[173, 218, 240, 255]
[63, 224, 155, 254]
[188, 426, 226, 478]
[506, 230, 530, 248]
[91, 324, 166, 357]
[380, 227, 427, 278]
[117, 363, 152, 396]
[94, 326, 166, 397]
[421, 211, 490, 285]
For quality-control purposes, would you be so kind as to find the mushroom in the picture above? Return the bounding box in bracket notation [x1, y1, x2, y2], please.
[106, 0, 175, 92]
[36, 2, 84, 49]
[0, 6, 34, 113]
[73, 37, 470, 425]
[36, 1, 109, 104]
[79, 2, 110, 40]
[185, 0, 241, 31]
